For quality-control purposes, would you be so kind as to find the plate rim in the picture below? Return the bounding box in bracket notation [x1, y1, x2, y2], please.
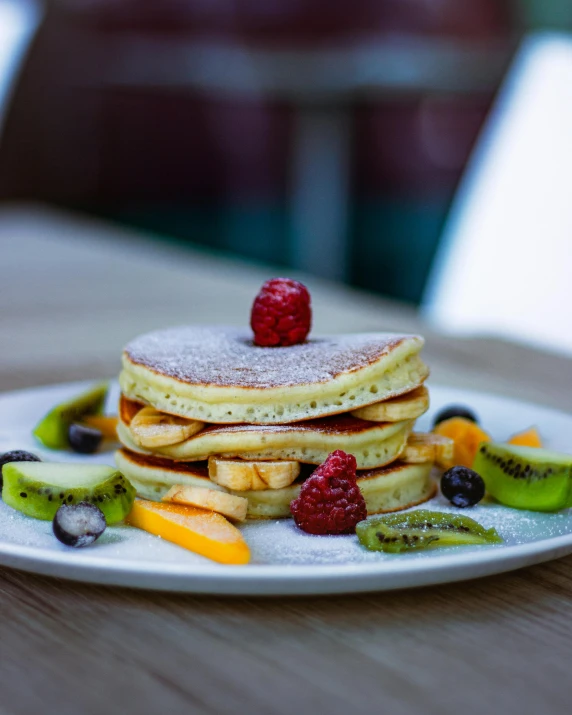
[2, 533, 572, 595]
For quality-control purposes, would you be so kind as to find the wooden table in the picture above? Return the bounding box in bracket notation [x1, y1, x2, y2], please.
[1, 205, 571, 715]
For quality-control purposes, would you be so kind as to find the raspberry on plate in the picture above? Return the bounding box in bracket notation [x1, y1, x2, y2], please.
[250, 278, 311, 347]
[290, 450, 367, 535]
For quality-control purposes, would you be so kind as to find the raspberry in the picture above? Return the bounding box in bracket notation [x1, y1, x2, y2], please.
[250, 278, 311, 347]
[290, 451, 367, 535]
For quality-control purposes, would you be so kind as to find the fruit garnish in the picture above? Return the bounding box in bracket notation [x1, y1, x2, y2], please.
[53, 502, 106, 547]
[250, 278, 312, 347]
[130, 406, 204, 448]
[0, 450, 41, 493]
[163, 485, 248, 522]
[440, 466, 485, 507]
[126, 499, 250, 565]
[401, 432, 454, 468]
[351, 385, 430, 422]
[290, 450, 367, 535]
[2, 462, 135, 524]
[356, 510, 502, 553]
[472, 442, 572, 512]
[68, 423, 103, 454]
[433, 417, 491, 469]
[119, 396, 143, 426]
[33, 382, 108, 450]
[433, 405, 478, 428]
[82, 415, 118, 440]
[507, 426, 543, 448]
[208, 456, 300, 491]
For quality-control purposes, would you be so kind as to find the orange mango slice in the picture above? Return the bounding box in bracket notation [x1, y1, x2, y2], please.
[126, 499, 250, 565]
[507, 426, 543, 448]
[433, 417, 491, 469]
[83, 415, 118, 440]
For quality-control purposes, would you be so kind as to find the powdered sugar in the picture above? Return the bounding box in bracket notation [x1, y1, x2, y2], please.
[124, 326, 420, 388]
[2, 494, 571, 568]
[241, 494, 572, 565]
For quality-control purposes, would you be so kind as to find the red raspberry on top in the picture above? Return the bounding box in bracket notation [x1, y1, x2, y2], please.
[290, 450, 367, 535]
[250, 278, 311, 347]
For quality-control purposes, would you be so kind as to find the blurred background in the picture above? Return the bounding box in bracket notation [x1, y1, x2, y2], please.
[0, 0, 571, 304]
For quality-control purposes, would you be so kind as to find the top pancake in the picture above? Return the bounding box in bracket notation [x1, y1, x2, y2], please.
[120, 326, 428, 424]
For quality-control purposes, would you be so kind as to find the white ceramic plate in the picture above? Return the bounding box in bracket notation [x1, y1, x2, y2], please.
[0, 381, 571, 595]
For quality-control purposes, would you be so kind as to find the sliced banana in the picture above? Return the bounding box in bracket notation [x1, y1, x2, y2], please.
[130, 406, 204, 448]
[351, 385, 429, 422]
[401, 432, 454, 468]
[208, 457, 301, 491]
[163, 485, 248, 522]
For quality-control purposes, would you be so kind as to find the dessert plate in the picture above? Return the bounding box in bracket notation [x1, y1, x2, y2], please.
[0, 381, 571, 595]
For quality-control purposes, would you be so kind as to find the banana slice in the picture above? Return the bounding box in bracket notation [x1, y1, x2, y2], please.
[130, 406, 204, 448]
[401, 432, 454, 468]
[163, 485, 248, 522]
[208, 457, 301, 491]
[351, 385, 429, 422]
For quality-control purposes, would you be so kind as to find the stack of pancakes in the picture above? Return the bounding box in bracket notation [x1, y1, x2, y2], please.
[115, 326, 437, 518]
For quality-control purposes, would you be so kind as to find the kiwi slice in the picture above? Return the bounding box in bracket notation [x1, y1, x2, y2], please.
[356, 509, 502, 553]
[2, 462, 135, 524]
[33, 382, 108, 449]
[473, 442, 572, 512]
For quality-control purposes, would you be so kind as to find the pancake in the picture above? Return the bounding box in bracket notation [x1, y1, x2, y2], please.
[115, 449, 436, 519]
[120, 326, 429, 424]
[117, 408, 413, 469]
[114, 451, 219, 500]
[241, 462, 436, 519]
[356, 463, 436, 516]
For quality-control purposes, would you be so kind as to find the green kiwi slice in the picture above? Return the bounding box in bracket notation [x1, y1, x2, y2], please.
[473, 442, 572, 512]
[356, 509, 502, 553]
[33, 382, 108, 449]
[2, 462, 135, 524]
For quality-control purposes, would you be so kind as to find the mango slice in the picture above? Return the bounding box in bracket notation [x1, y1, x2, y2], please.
[83, 415, 119, 440]
[433, 417, 491, 469]
[126, 499, 250, 565]
[507, 426, 543, 448]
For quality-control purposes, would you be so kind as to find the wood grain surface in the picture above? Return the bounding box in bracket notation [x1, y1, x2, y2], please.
[1, 205, 571, 715]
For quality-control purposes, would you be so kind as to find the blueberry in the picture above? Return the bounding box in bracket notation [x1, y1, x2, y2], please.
[441, 466, 485, 508]
[433, 405, 479, 428]
[53, 502, 106, 547]
[68, 423, 103, 454]
[0, 450, 41, 493]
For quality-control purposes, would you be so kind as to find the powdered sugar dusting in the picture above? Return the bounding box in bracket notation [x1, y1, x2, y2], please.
[2, 495, 571, 569]
[241, 493, 572, 565]
[124, 326, 420, 388]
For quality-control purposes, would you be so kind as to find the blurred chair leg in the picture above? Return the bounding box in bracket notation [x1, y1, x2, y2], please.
[289, 105, 352, 281]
